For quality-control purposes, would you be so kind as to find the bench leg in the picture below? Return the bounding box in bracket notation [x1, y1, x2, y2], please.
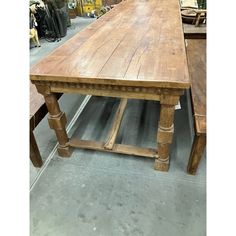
[154, 95, 179, 171]
[30, 129, 43, 167]
[187, 134, 206, 175]
[44, 93, 72, 157]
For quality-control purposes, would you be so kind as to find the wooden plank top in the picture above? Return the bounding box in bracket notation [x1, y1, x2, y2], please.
[186, 39, 206, 134]
[30, 0, 190, 89]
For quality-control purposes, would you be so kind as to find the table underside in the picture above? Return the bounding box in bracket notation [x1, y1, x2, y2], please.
[32, 80, 184, 171]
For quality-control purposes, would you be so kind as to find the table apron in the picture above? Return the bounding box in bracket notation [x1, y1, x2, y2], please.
[32, 81, 184, 101]
[31, 80, 186, 171]
[51, 86, 162, 101]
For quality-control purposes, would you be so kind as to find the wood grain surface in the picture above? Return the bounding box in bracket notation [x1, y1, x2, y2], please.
[30, 82, 45, 118]
[30, 0, 189, 89]
[186, 39, 206, 134]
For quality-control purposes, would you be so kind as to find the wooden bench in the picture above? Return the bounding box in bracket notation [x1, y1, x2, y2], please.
[30, 82, 61, 167]
[185, 39, 206, 175]
[183, 23, 206, 39]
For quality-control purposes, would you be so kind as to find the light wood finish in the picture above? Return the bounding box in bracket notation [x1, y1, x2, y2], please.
[187, 39, 206, 134]
[49, 80, 162, 101]
[46, 95, 71, 157]
[70, 139, 156, 158]
[40, 88, 72, 157]
[155, 95, 179, 171]
[104, 98, 127, 150]
[30, 0, 189, 89]
[30, 0, 190, 171]
[186, 39, 206, 174]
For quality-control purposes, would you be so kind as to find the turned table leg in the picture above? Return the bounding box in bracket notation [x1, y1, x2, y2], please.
[34, 84, 71, 157]
[154, 95, 180, 171]
[43, 93, 72, 157]
[187, 134, 206, 175]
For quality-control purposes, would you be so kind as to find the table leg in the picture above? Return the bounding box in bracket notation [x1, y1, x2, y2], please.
[187, 134, 206, 175]
[30, 129, 43, 167]
[155, 95, 179, 171]
[44, 93, 72, 157]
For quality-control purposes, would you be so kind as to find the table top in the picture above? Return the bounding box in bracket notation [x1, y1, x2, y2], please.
[30, 0, 190, 89]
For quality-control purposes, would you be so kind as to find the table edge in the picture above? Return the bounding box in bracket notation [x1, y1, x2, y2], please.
[30, 74, 191, 89]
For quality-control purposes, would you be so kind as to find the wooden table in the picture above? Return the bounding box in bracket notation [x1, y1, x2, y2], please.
[30, 0, 190, 171]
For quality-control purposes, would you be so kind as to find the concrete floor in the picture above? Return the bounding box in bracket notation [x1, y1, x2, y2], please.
[30, 16, 206, 236]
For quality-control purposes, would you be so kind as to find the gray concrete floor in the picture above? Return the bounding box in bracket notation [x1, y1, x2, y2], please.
[30, 16, 206, 236]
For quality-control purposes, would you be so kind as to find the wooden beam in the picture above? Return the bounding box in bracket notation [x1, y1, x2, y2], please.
[69, 139, 156, 158]
[104, 98, 128, 150]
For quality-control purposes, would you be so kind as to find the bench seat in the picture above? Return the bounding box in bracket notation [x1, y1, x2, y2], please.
[185, 39, 206, 174]
[30, 82, 61, 167]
